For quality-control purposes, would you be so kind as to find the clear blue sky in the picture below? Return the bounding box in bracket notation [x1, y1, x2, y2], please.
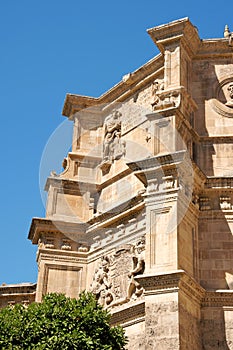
[0, 0, 231, 284]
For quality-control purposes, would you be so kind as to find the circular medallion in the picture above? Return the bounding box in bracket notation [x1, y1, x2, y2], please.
[211, 76, 233, 118]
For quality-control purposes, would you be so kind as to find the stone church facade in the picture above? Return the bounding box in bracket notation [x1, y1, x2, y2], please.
[3, 17, 233, 349]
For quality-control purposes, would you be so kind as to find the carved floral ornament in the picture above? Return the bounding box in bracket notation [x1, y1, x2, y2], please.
[211, 77, 233, 118]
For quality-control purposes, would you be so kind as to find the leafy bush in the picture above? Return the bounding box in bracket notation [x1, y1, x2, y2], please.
[0, 292, 127, 349]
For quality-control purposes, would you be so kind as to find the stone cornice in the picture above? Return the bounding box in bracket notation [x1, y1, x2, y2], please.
[199, 136, 233, 143]
[0, 283, 37, 295]
[147, 17, 200, 57]
[28, 218, 87, 244]
[179, 272, 206, 306]
[45, 162, 132, 193]
[127, 150, 186, 171]
[199, 210, 233, 220]
[205, 177, 233, 190]
[87, 195, 144, 231]
[62, 54, 164, 118]
[135, 271, 182, 294]
[135, 270, 205, 304]
[68, 152, 101, 162]
[45, 176, 98, 193]
[202, 291, 233, 307]
[195, 39, 233, 58]
[127, 150, 186, 185]
[110, 300, 145, 326]
[37, 251, 88, 265]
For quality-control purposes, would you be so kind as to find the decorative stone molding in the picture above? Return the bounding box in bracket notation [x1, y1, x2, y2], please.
[135, 270, 183, 295]
[45, 238, 55, 249]
[147, 17, 200, 56]
[87, 195, 144, 232]
[136, 270, 205, 304]
[28, 217, 87, 244]
[146, 173, 178, 195]
[178, 273, 205, 306]
[110, 300, 145, 326]
[205, 177, 233, 189]
[38, 253, 87, 265]
[61, 239, 72, 250]
[127, 150, 186, 188]
[202, 291, 233, 308]
[77, 242, 90, 252]
[199, 197, 211, 211]
[0, 283, 37, 309]
[199, 210, 233, 220]
[219, 196, 232, 210]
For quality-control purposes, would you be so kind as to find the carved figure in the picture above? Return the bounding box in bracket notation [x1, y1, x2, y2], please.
[127, 238, 145, 300]
[151, 79, 164, 108]
[226, 83, 233, 107]
[102, 110, 124, 164]
[90, 256, 114, 306]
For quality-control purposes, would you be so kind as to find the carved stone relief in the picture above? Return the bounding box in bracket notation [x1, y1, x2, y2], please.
[127, 237, 145, 300]
[90, 237, 145, 308]
[211, 77, 233, 118]
[151, 79, 181, 111]
[111, 245, 132, 303]
[226, 83, 233, 108]
[151, 79, 164, 109]
[90, 256, 114, 307]
[99, 110, 126, 172]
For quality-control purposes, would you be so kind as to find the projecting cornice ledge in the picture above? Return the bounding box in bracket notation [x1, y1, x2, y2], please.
[135, 270, 205, 305]
[28, 218, 88, 244]
[127, 150, 186, 185]
[147, 17, 200, 56]
[62, 55, 164, 118]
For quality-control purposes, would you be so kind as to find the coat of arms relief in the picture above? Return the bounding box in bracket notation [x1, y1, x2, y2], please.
[90, 237, 145, 308]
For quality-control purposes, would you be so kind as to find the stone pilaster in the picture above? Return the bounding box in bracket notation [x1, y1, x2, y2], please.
[127, 151, 188, 275]
[136, 270, 205, 350]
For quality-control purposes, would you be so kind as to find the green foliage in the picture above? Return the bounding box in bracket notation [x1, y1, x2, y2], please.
[0, 292, 127, 350]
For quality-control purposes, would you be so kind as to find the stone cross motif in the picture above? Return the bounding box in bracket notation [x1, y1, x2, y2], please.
[225, 83, 233, 107]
